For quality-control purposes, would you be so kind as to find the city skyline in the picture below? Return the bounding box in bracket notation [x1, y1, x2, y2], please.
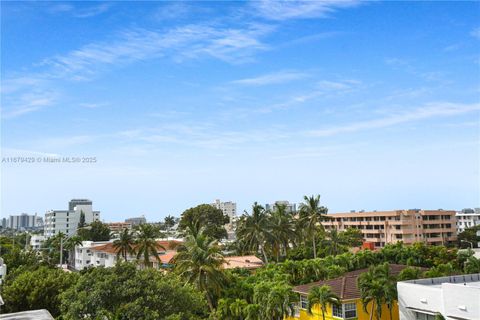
[1, 1, 479, 222]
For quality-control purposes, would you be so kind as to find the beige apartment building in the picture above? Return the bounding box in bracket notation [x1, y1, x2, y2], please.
[323, 209, 457, 248]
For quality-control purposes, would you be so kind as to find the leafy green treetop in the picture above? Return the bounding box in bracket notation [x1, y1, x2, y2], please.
[179, 204, 229, 240]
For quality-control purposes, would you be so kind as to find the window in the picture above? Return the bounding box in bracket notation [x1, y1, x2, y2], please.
[415, 312, 436, 320]
[300, 295, 308, 309]
[331, 303, 358, 319]
[332, 304, 343, 318]
[344, 303, 357, 319]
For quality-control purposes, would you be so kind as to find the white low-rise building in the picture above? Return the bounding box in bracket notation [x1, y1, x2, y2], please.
[73, 240, 182, 270]
[397, 273, 480, 320]
[74, 241, 111, 270]
[0, 257, 7, 285]
[456, 208, 480, 234]
[30, 235, 45, 250]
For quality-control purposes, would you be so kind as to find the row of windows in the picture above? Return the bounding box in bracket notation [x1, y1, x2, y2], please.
[299, 296, 357, 319]
[332, 303, 357, 319]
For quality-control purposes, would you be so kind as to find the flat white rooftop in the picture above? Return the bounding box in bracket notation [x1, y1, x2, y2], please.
[403, 273, 480, 287]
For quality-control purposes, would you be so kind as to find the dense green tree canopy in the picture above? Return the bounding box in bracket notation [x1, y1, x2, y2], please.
[179, 204, 229, 240]
[78, 220, 111, 241]
[60, 263, 208, 320]
[457, 225, 480, 248]
[2, 266, 78, 317]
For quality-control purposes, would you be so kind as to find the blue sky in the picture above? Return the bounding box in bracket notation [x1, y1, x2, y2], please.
[1, 1, 479, 222]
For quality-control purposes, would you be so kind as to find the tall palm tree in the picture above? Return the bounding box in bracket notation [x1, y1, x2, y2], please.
[299, 195, 328, 259]
[322, 228, 345, 256]
[269, 204, 296, 261]
[113, 228, 136, 262]
[236, 202, 273, 263]
[378, 263, 398, 320]
[358, 263, 397, 320]
[307, 285, 340, 320]
[174, 230, 227, 312]
[135, 224, 165, 268]
[64, 235, 83, 266]
[254, 282, 296, 320]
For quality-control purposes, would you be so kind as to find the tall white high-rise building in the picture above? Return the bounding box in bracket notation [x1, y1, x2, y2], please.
[44, 199, 100, 238]
[212, 199, 237, 223]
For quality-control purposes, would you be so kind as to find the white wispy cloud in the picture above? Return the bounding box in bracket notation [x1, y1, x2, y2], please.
[231, 71, 308, 86]
[3, 21, 274, 118]
[153, 2, 192, 20]
[250, 79, 362, 114]
[40, 23, 273, 79]
[306, 102, 480, 137]
[48, 3, 112, 18]
[252, 0, 361, 20]
[74, 3, 112, 18]
[1, 148, 60, 158]
[79, 102, 109, 109]
[2, 90, 58, 118]
[471, 27, 480, 39]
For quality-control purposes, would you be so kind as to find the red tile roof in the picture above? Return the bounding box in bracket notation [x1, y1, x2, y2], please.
[293, 264, 413, 300]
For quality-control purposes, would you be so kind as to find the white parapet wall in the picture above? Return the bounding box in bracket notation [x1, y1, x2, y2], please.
[397, 274, 480, 320]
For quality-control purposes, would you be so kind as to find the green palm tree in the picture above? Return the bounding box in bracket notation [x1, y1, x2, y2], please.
[254, 282, 296, 320]
[307, 285, 340, 320]
[299, 195, 328, 259]
[236, 202, 273, 263]
[135, 224, 165, 268]
[64, 235, 83, 266]
[174, 230, 227, 312]
[113, 228, 136, 262]
[358, 263, 397, 320]
[269, 204, 296, 261]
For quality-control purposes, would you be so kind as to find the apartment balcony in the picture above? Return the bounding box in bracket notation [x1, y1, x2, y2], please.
[421, 228, 450, 233]
[364, 237, 382, 242]
[360, 229, 384, 234]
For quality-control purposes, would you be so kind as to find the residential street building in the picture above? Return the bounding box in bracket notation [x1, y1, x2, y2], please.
[1, 213, 43, 230]
[397, 273, 480, 320]
[265, 200, 297, 213]
[106, 222, 132, 233]
[73, 240, 181, 270]
[125, 215, 146, 226]
[0, 257, 6, 285]
[323, 209, 457, 249]
[456, 208, 480, 233]
[30, 235, 45, 250]
[44, 199, 100, 238]
[212, 199, 237, 222]
[288, 264, 409, 320]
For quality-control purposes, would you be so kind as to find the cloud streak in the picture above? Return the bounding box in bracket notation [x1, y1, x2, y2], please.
[252, 0, 361, 20]
[231, 71, 308, 86]
[41, 23, 273, 80]
[306, 102, 480, 137]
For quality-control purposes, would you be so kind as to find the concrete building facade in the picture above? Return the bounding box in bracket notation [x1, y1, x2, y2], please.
[212, 199, 237, 222]
[44, 199, 100, 238]
[266, 200, 297, 213]
[323, 209, 457, 249]
[30, 235, 46, 250]
[73, 240, 181, 270]
[125, 215, 146, 226]
[398, 273, 480, 320]
[1, 213, 43, 230]
[456, 208, 480, 233]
